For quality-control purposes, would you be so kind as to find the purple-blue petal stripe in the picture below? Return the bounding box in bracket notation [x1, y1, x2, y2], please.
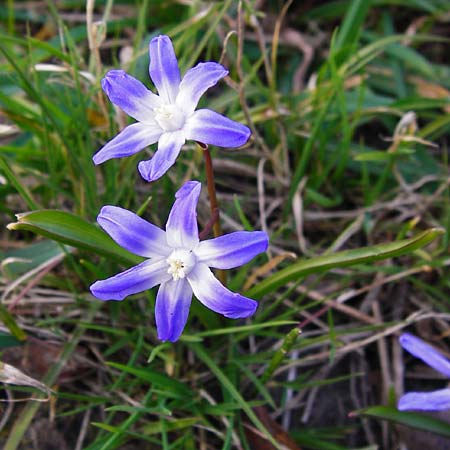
[138, 130, 185, 182]
[101, 70, 161, 123]
[149, 35, 180, 104]
[195, 231, 268, 269]
[398, 389, 450, 411]
[97, 206, 169, 258]
[93, 122, 162, 165]
[184, 109, 251, 148]
[90, 259, 170, 301]
[155, 279, 192, 342]
[165, 181, 201, 250]
[400, 333, 450, 378]
[187, 263, 257, 319]
[176, 62, 228, 115]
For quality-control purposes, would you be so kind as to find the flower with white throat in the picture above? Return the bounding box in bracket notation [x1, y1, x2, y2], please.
[90, 181, 268, 342]
[93, 35, 251, 182]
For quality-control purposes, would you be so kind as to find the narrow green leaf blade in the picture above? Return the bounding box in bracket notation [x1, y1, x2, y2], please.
[261, 327, 301, 384]
[190, 343, 284, 450]
[334, 0, 370, 51]
[0, 156, 39, 210]
[247, 228, 443, 299]
[0, 309, 26, 342]
[352, 405, 450, 438]
[7, 210, 142, 266]
[106, 362, 194, 399]
[0, 332, 22, 349]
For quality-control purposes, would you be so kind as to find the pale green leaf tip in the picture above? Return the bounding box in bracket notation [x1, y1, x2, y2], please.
[423, 227, 445, 240]
[6, 212, 26, 229]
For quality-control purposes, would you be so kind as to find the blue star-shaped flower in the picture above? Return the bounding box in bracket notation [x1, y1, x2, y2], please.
[90, 181, 268, 342]
[398, 333, 450, 411]
[93, 35, 251, 182]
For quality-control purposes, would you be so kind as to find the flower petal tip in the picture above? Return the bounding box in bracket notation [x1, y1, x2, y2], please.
[176, 180, 201, 198]
[137, 161, 168, 183]
[241, 125, 252, 145]
[399, 332, 414, 346]
[150, 34, 171, 46]
[97, 204, 113, 217]
[92, 153, 102, 165]
[184, 109, 251, 148]
[157, 332, 180, 343]
[90, 281, 124, 302]
[223, 297, 258, 319]
[137, 161, 153, 182]
[138, 159, 166, 183]
[241, 300, 258, 318]
[101, 70, 125, 95]
[259, 231, 270, 251]
[197, 61, 229, 78]
[398, 389, 450, 411]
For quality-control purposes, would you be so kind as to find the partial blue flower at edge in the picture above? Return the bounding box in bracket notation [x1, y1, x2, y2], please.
[398, 332, 450, 411]
[90, 181, 268, 342]
[93, 35, 251, 182]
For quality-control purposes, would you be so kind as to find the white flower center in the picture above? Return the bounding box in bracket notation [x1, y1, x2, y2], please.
[154, 104, 186, 132]
[166, 249, 196, 281]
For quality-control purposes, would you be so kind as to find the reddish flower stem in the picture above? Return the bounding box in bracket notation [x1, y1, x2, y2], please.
[199, 208, 220, 240]
[199, 142, 226, 285]
[201, 144, 222, 238]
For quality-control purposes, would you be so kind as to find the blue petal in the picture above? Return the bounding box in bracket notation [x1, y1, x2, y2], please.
[155, 279, 192, 342]
[101, 70, 161, 123]
[187, 263, 257, 318]
[195, 231, 268, 269]
[93, 122, 162, 165]
[176, 62, 228, 115]
[90, 259, 170, 301]
[138, 130, 185, 182]
[400, 333, 450, 378]
[184, 109, 251, 148]
[398, 388, 450, 411]
[149, 35, 180, 104]
[97, 206, 169, 258]
[165, 181, 201, 249]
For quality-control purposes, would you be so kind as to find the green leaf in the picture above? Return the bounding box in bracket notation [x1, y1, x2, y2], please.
[92, 417, 200, 437]
[247, 228, 443, 299]
[354, 149, 415, 162]
[141, 417, 200, 435]
[0, 332, 23, 348]
[261, 327, 301, 384]
[0, 156, 39, 210]
[352, 405, 450, 437]
[334, 0, 370, 53]
[189, 343, 284, 450]
[382, 39, 436, 79]
[0, 305, 27, 342]
[106, 362, 193, 399]
[7, 210, 142, 266]
[2, 240, 67, 277]
[193, 320, 298, 337]
[105, 405, 172, 415]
